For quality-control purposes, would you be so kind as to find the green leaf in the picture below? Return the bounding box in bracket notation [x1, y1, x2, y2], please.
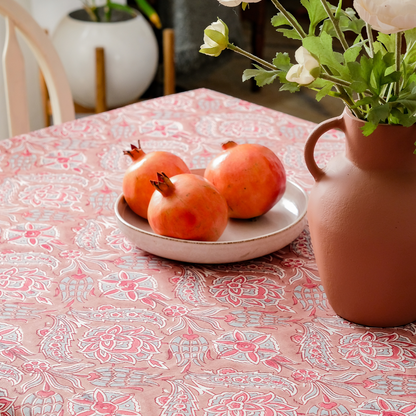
[271, 13, 291, 27]
[377, 33, 395, 53]
[353, 96, 376, 107]
[390, 108, 416, 127]
[350, 81, 368, 93]
[279, 83, 300, 93]
[344, 44, 362, 63]
[275, 28, 302, 41]
[242, 68, 279, 87]
[303, 32, 349, 78]
[300, 0, 327, 35]
[382, 52, 395, 68]
[381, 71, 401, 86]
[272, 52, 292, 71]
[320, 8, 365, 37]
[368, 103, 390, 125]
[404, 28, 416, 48]
[361, 121, 378, 136]
[315, 82, 334, 101]
[396, 96, 416, 113]
[343, 15, 365, 34]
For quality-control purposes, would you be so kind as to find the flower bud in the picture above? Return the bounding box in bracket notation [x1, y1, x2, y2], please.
[199, 19, 229, 57]
[286, 46, 320, 86]
[354, 0, 416, 34]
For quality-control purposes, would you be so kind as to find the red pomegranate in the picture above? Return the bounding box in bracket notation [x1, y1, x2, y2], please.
[122, 141, 190, 219]
[147, 172, 229, 241]
[204, 141, 286, 219]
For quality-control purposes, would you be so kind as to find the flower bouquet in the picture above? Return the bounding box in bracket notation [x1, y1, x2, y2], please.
[200, 0, 416, 136]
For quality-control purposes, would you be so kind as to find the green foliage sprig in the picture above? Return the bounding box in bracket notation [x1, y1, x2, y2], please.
[200, 0, 416, 135]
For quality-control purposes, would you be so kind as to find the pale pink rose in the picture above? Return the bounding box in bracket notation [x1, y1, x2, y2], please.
[354, 0, 416, 34]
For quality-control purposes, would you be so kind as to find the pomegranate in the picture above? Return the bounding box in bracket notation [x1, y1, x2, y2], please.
[122, 141, 190, 219]
[204, 141, 286, 219]
[147, 172, 229, 241]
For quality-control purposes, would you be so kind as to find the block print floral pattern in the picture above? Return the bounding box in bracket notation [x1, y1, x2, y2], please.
[338, 332, 416, 371]
[4, 223, 64, 252]
[210, 274, 292, 311]
[205, 391, 297, 416]
[68, 388, 141, 416]
[78, 324, 162, 364]
[214, 330, 280, 365]
[99, 271, 158, 302]
[19, 184, 82, 210]
[0, 267, 52, 303]
[0, 89, 414, 414]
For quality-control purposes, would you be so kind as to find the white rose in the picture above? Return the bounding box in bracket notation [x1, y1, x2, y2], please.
[218, 0, 261, 6]
[354, 0, 416, 34]
[199, 19, 229, 57]
[286, 47, 320, 86]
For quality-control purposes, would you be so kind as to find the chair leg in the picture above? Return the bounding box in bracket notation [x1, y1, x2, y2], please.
[163, 28, 175, 96]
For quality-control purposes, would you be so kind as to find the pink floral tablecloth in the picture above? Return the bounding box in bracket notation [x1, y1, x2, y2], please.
[0, 88, 415, 416]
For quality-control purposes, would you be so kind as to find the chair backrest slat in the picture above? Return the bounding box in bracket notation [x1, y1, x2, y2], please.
[3, 17, 30, 136]
[0, 0, 75, 138]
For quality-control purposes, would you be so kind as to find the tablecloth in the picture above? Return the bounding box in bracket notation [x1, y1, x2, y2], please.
[0, 88, 415, 416]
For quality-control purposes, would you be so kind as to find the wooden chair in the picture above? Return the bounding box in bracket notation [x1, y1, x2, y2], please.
[0, 0, 75, 138]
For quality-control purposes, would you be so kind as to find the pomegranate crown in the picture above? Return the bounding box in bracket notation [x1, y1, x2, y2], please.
[123, 140, 145, 161]
[150, 172, 174, 195]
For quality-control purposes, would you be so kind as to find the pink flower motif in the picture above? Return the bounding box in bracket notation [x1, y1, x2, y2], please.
[292, 369, 320, 383]
[211, 275, 284, 308]
[5, 222, 63, 252]
[339, 332, 416, 371]
[69, 388, 141, 416]
[215, 330, 279, 365]
[106, 230, 134, 253]
[22, 360, 51, 373]
[42, 150, 85, 172]
[88, 171, 107, 179]
[59, 250, 83, 259]
[0, 389, 16, 414]
[19, 184, 82, 209]
[0, 324, 21, 351]
[0, 267, 51, 302]
[355, 397, 416, 416]
[140, 120, 182, 137]
[79, 324, 161, 364]
[100, 271, 156, 302]
[163, 305, 189, 317]
[206, 390, 297, 416]
[281, 258, 306, 268]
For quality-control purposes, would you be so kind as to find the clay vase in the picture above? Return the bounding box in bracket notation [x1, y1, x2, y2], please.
[304, 108, 416, 327]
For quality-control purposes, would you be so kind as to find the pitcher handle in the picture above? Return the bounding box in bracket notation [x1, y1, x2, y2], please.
[304, 114, 345, 181]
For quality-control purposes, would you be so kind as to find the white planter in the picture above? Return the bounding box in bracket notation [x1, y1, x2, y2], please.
[52, 9, 158, 109]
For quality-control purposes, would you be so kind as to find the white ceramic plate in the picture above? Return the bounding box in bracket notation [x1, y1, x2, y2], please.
[114, 176, 308, 264]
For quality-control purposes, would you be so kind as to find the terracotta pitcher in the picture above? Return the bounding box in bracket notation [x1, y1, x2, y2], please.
[304, 108, 416, 327]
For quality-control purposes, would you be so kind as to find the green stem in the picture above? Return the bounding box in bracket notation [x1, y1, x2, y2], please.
[366, 23, 374, 58]
[271, 0, 356, 116]
[227, 44, 278, 71]
[320, 73, 386, 104]
[319, 0, 349, 51]
[270, 0, 307, 39]
[395, 32, 402, 97]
